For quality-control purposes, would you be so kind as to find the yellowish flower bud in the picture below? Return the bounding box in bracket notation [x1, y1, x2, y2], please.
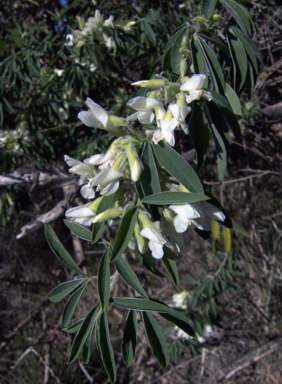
[125, 143, 143, 182]
[76, 40, 85, 49]
[224, 227, 231, 252]
[192, 16, 210, 31]
[212, 220, 220, 241]
[132, 79, 168, 88]
[134, 222, 148, 254]
[181, 35, 190, 49]
[138, 211, 152, 228]
[88, 197, 103, 212]
[76, 16, 85, 30]
[93, 208, 122, 223]
[211, 14, 224, 22]
[107, 115, 127, 127]
[180, 59, 187, 77]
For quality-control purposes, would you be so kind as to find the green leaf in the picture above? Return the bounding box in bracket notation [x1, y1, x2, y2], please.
[189, 101, 210, 171]
[92, 194, 115, 244]
[162, 247, 178, 286]
[110, 207, 138, 262]
[225, 83, 242, 118]
[48, 279, 84, 303]
[231, 26, 261, 63]
[63, 319, 84, 334]
[143, 20, 156, 47]
[137, 252, 165, 278]
[232, 222, 250, 237]
[198, 36, 225, 94]
[210, 91, 241, 140]
[219, 0, 252, 36]
[98, 248, 111, 312]
[230, 27, 258, 75]
[63, 220, 92, 241]
[226, 29, 247, 93]
[68, 304, 100, 363]
[198, 32, 229, 54]
[62, 283, 88, 327]
[184, 274, 199, 285]
[45, 225, 86, 277]
[191, 36, 209, 87]
[159, 310, 195, 337]
[82, 321, 95, 364]
[114, 257, 148, 299]
[136, 141, 162, 220]
[152, 141, 204, 194]
[99, 311, 116, 384]
[244, 62, 255, 98]
[122, 310, 138, 366]
[142, 312, 170, 368]
[110, 297, 174, 313]
[163, 24, 189, 73]
[142, 192, 209, 205]
[202, 0, 218, 18]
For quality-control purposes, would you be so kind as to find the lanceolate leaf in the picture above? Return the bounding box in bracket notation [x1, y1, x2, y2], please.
[63, 220, 92, 242]
[202, 0, 218, 19]
[63, 319, 84, 334]
[230, 27, 258, 74]
[110, 297, 174, 313]
[110, 207, 138, 262]
[82, 321, 95, 364]
[189, 101, 210, 171]
[62, 283, 88, 327]
[198, 32, 229, 54]
[92, 194, 116, 244]
[137, 252, 165, 278]
[98, 248, 111, 312]
[226, 29, 247, 93]
[68, 304, 100, 363]
[225, 83, 242, 119]
[137, 141, 162, 220]
[48, 279, 84, 303]
[191, 36, 209, 88]
[122, 310, 138, 366]
[142, 312, 170, 368]
[142, 191, 209, 205]
[152, 141, 204, 194]
[114, 257, 148, 299]
[45, 225, 86, 277]
[219, 0, 252, 36]
[159, 310, 195, 336]
[161, 247, 179, 286]
[198, 36, 225, 94]
[99, 311, 116, 384]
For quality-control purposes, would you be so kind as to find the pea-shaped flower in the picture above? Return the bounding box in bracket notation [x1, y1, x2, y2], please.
[126, 97, 163, 124]
[180, 74, 212, 104]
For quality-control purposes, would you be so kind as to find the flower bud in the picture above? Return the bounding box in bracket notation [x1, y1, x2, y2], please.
[132, 79, 168, 88]
[125, 143, 143, 182]
[212, 220, 220, 241]
[211, 14, 224, 22]
[192, 16, 210, 31]
[180, 59, 187, 77]
[224, 227, 231, 252]
[92, 208, 122, 223]
[76, 40, 85, 49]
[88, 196, 103, 212]
[138, 211, 152, 228]
[76, 16, 85, 30]
[134, 222, 148, 254]
[181, 35, 190, 49]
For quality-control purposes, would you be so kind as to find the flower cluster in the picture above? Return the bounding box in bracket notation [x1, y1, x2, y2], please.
[64, 71, 226, 260]
[65, 10, 118, 50]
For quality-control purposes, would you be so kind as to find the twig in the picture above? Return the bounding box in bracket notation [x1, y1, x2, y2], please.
[203, 170, 278, 186]
[218, 338, 282, 382]
[78, 360, 94, 383]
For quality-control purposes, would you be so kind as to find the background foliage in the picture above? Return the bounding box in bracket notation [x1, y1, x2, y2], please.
[1, 0, 282, 383]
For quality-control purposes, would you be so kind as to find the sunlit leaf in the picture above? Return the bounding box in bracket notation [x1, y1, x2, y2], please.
[64, 220, 92, 242]
[142, 192, 209, 205]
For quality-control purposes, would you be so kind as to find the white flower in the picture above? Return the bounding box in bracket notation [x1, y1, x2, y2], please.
[65, 203, 96, 226]
[180, 74, 212, 104]
[190, 201, 225, 231]
[103, 15, 114, 28]
[126, 97, 163, 124]
[88, 150, 114, 166]
[65, 34, 73, 46]
[169, 203, 201, 233]
[140, 221, 172, 259]
[152, 119, 178, 146]
[172, 291, 189, 309]
[78, 98, 125, 136]
[168, 104, 191, 134]
[91, 167, 124, 196]
[64, 155, 96, 185]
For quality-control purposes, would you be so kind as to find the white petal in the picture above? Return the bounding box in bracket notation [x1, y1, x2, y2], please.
[173, 215, 188, 233]
[140, 227, 162, 244]
[78, 111, 104, 128]
[169, 104, 180, 120]
[73, 217, 93, 226]
[203, 91, 212, 101]
[185, 90, 202, 104]
[64, 155, 82, 167]
[88, 151, 114, 165]
[65, 205, 94, 218]
[138, 110, 154, 124]
[126, 112, 139, 121]
[148, 241, 164, 259]
[80, 184, 95, 199]
[180, 74, 206, 92]
[126, 97, 161, 111]
[92, 168, 123, 186]
[170, 204, 201, 220]
[99, 180, 119, 195]
[85, 98, 108, 127]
